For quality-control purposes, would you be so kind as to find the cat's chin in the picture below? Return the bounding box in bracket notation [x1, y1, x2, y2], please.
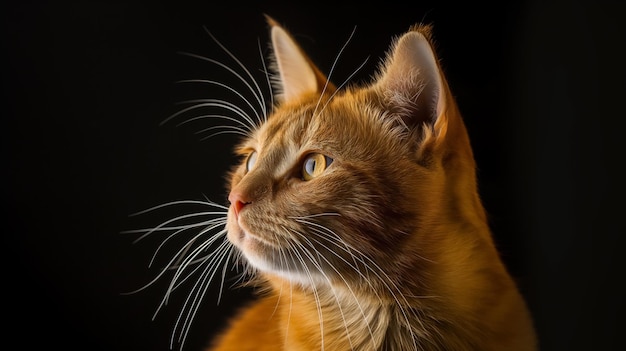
[227, 222, 277, 268]
[226, 224, 326, 286]
[227, 225, 267, 253]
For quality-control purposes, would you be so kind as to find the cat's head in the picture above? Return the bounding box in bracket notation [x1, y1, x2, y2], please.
[225, 18, 482, 292]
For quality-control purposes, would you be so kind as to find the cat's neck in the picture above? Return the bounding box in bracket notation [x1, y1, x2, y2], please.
[264, 274, 477, 351]
[267, 277, 389, 350]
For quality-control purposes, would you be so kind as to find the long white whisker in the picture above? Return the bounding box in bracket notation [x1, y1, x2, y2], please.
[293, 215, 424, 349]
[196, 127, 250, 140]
[121, 225, 223, 297]
[177, 79, 263, 124]
[128, 200, 227, 217]
[346, 249, 422, 349]
[257, 38, 272, 121]
[292, 218, 361, 273]
[284, 239, 326, 351]
[290, 235, 357, 351]
[317, 56, 369, 117]
[194, 124, 250, 136]
[312, 25, 357, 117]
[202, 28, 267, 122]
[216, 246, 237, 305]
[176, 113, 252, 132]
[173, 239, 233, 349]
[303, 226, 384, 304]
[172, 223, 226, 268]
[180, 47, 266, 128]
[123, 212, 226, 242]
[168, 99, 257, 130]
[166, 229, 229, 295]
[298, 232, 377, 350]
[273, 245, 293, 345]
[199, 130, 249, 141]
[289, 213, 340, 219]
[148, 227, 196, 269]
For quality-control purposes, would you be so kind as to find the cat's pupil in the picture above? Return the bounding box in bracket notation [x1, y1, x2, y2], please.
[302, 153, 332, 180]
[305, 158, 317, 174]
[245, 151, 258, 172]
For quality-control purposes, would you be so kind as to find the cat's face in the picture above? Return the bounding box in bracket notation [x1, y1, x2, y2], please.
[223, 21, 472, 292]
[226, 90, 438, 287]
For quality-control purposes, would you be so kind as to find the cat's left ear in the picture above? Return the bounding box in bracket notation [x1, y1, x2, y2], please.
[266, 16, 335, 102]
[373, 25, 448, 148]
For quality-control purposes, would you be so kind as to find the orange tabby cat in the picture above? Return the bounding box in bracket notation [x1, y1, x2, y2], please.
[200, 19, 537, 351]
[201, 17, 538, 351]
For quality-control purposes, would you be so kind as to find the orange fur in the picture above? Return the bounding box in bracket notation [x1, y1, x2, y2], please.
[207, 18, 537, 351]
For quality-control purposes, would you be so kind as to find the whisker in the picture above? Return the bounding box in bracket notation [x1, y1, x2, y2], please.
[257, 38, 273, 121]
[122, 230, 214, 297]
[199, 128, 250, 141]
[216, 246, 238, 305]
[169, 99, 257, 130]
[166, 229, 229, 294]
[312, 25, 357, 118]
[205, 27, 269, 119]
[176, 79, 263, 124]
[173, 239, 234, 349]
[292, 218, 360, 273]
[128, 200, 227, 217]
[300, 224, 384, 304]
[292, 215, 424, 349]
[176, 113, 250, 130]
[170, 223, 229, 268]
[347, 250, 423, 349]
[123, 212, 226, 242]
[316, 56, 369, 117]
[291, 235, 360, 351]
[194, 124, 250, 136]
[284, 238, 326, 351]
[202, 28, 267, 118]
[295, 231, 377, 350]
[148, 227, 196, 269]
[289, 212, 340, 219]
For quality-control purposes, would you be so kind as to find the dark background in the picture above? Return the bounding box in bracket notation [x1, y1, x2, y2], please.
[3, 1, 624, 350]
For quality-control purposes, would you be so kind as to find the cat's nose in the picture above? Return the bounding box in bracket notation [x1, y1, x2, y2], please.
[228, 190, 250, 218]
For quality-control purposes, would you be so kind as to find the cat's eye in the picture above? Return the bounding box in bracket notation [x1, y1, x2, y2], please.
[245, 151, 258, 172]
[302, 153, 333, 181]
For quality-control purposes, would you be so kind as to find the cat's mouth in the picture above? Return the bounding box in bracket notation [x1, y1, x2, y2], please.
[226, 211, 334, 284]
[228, 224, 283, 273]
[227, 212, 278, 249]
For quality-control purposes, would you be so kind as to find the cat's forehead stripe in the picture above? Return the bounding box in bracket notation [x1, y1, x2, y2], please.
[261, 116, 287, 143]
[262, 105, 314, 149]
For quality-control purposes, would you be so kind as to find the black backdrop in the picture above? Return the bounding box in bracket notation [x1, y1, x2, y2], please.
[3, 1, 624, 350]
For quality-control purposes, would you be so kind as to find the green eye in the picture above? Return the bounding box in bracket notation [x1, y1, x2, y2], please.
[302, 153, 333, 181]
[245, 151, 258, 172]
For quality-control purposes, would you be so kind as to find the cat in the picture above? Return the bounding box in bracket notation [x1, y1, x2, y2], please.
[133, 15, 537, 351]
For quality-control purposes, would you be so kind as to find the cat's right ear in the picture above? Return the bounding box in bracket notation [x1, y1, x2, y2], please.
[266, 16, 335, 102]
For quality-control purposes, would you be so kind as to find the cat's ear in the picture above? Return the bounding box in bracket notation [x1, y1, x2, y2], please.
[374, 25, 448, 147]
[266, 16, 335, 102]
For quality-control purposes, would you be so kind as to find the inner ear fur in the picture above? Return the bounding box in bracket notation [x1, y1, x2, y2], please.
[371, 24, 449, 153]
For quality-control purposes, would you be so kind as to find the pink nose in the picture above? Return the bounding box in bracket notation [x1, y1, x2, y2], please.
[228, 190, 250, 218]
